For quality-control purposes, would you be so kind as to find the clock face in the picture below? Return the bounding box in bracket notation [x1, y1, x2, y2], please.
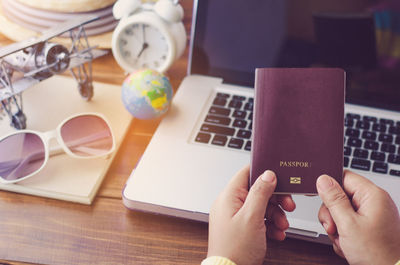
[117, 23, 171, 71]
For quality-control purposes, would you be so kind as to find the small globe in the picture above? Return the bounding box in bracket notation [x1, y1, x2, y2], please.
[121, 69, 173, 119]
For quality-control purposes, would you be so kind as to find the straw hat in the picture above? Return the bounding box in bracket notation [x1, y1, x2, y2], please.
[0, 0, 118, 48]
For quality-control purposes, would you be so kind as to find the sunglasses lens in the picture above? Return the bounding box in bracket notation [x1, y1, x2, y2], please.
[0, 133, 46, 182]
[60, 115, 113, 157]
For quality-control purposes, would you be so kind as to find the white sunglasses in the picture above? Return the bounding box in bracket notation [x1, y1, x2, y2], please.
[0, 112, 115, 184]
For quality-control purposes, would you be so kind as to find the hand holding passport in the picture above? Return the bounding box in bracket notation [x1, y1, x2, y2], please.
[250, 68, 345, 194]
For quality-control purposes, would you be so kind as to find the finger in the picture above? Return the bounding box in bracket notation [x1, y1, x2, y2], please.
[276, 195, 296, 212]
[316, 174, 355, 228]
[342, 170, 376, 195]
[266, 204, 289, 230]
[325, 233, 345, 258]
[318, 204, 337, 236]
[241, 170, 277, 220]
[266, 224, 286, 241]
[332, 238, 345, 259]
[269, 195, 296, 212]
[218, 165, 251, 217]
[226, 165, 250, 194]
[342, 170, 382, 211]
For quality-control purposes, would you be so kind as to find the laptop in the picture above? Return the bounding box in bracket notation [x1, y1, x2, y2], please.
[123, 0, 400, 244]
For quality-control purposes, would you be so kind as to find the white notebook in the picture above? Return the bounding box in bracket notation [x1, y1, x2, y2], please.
[0, 76, 132, 204]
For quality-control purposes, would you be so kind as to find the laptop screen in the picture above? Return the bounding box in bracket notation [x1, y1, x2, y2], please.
[188, 0, 400, 111]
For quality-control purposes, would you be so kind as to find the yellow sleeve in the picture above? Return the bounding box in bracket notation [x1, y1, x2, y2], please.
[395, 260, 400, 265]
[201, 256, 237, 265]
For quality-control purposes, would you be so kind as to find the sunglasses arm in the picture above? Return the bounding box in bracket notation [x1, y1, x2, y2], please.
[0, 151, 45, 184]
[0, 145, 71, 184]
[60, 130, 113, 156]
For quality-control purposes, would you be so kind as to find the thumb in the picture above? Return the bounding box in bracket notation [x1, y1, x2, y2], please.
[316, 174, 355, 228]
[241, 170, 277, 219]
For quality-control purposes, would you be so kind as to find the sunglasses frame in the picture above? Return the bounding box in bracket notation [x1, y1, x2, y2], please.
[0, 112, 115, 184]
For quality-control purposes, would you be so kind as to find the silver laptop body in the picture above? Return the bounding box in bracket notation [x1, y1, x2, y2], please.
[124, 0, 400, 244]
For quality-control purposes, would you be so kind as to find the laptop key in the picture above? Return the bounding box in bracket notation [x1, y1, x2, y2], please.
[364, 140, 379, 150]
[363, 116, 377, 123]
[389, 169, 400, 177]
[195, 132, 211, 143]
[232, 110, 247, 119]
[213, 97, 227, 106]
[233, 119, 247, 128]
[344, 118, 354, 127]
[346, 128, 360, 138]
[378, 133, 393, 143]
[396, 136, 400, 145]
[351, 158, 371, 171]
[362, 131, 376, 141]
[244, 140, 251, 151]
[209, 106, 230, 116]
[347, 138, 362, 148]
[228, 138, 244, 149]
[205, 115, 231, 126]
[381, 143, 396, 153]
[244, 102, 253, 111]
[233, 95, 246, 101]
[371, 151, 386, 161]
[200, 124, 235, 136]
[379, 118, 394, 125]
[248, 98, 254, 103]
[372, 162, 388, 174]
[389, 126, 400, 135]
[237, 129, 252, 139]
[346, 113, 360, 120]
[248, 121, 253, 130]
[388, 154, 400, 164]
[248, 112, 253, 121]
[353, 148, 368, 159]
[344, 156, 349, 167]
[344, 146, 352, 156]
[211, 135, 227, 146]
[216, 92, 230, 98]
[372, 123, 386, 132]
[356, 120, 370, 130]
[229, 100, 242, 109]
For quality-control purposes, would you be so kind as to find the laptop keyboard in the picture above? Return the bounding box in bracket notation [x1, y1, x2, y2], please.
[195, 92, 253, 151]
[344, 113, 400, 177]
[195, 92, 400, 178]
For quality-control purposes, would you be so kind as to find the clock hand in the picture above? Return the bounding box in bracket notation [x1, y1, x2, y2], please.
[137, 24, 149, 58]
[137, 42, 149, 58]
[142, 24, 146, 43]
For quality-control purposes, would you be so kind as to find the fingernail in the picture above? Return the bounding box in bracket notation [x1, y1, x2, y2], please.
[317, 175, 334, 191]
[322, 222, 328, 231]
[261, 170, 275, 183]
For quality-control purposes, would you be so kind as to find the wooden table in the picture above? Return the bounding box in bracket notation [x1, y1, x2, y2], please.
[0, 1, 348, 264]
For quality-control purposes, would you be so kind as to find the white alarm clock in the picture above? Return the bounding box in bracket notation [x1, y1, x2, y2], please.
[111, 0, 186, 73]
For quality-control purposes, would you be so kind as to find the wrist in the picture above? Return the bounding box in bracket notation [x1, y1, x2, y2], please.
[201, 256, 237, 265]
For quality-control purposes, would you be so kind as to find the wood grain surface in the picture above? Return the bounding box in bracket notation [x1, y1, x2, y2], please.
[0, 1, 348, 264]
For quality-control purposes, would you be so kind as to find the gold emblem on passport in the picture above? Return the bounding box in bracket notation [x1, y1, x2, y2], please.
[290, 177, 301, 184]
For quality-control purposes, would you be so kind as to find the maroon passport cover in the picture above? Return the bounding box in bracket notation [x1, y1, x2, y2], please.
[250, 68, 345, 194]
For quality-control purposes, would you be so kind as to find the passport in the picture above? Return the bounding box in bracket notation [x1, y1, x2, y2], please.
[250, 68, 345, 194]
